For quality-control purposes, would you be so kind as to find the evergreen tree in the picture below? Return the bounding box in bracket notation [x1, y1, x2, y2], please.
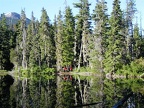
[55, 11, 63, 71]
[73, 0, 91, 69]
[13, 20, 21, 69]
[9, 24, 17, 70]
[48, 23, 56, 67]
[0, 14, 11, 70]
[133, 23, 141, 59]
[39, 8, 54, 67]
[104, 0, 127, 74]
[139, 39, 144, 58]
[29, 20, 42, 67]
[21, 9, 27, 69]
[62, 6, 75, 67]
[90, 0, 109, 72]
[27, 12, 40, 67]
[125, 0, 137, 60]
[73, 2, 83, 68]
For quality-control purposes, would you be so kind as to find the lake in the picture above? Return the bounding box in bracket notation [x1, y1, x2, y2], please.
[0, 72, 144, 108]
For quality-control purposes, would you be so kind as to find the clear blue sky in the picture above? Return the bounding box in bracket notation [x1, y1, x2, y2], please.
[0, 0, 143, 29]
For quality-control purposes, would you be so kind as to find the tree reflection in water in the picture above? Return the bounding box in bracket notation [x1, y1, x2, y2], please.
[0, 75, 14, 108]
[0, 73, 144, 108]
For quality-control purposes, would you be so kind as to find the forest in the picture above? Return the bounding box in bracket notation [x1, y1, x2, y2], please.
[0, 0, 144, 76]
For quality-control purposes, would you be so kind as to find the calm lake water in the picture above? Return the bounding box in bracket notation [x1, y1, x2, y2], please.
[0, 72, 144, 108]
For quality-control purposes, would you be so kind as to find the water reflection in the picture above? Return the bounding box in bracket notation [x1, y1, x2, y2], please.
[0, 75, 14, 108]
[0, 73, 144, 108]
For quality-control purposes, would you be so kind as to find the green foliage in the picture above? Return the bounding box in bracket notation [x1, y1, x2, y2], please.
[41, 67, 56, 74]
[16, 66, 56, 80]
[73, 66, 93, 73]
[26, 13, 41, 68]
[0, 0, 144, 77]
[73, 0, 91, 68]
[58, 80, 75, 108]
[116, 78, 144, 94]
[0, 70, 8, 73]
[62, 6, 75, 66]
[39, 8, 55, 67]
[133, 24, 142, 59]
[117, 58, 144, 76]
[55, 10, 63, 71]
[104, 0, 127, 73]
[104, 78, 144, 108]
[90, 0, 109, 72]
[0, 14, 13, 70]
[30, 66, 56, 74]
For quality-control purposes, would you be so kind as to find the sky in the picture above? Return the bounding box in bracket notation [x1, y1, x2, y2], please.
[0, 0, 144, 29]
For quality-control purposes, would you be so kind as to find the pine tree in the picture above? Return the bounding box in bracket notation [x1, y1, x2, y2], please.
[125, 0, 137, 60]
[39, 8, 54, 67]
[27, 12, 40, 67]
[21, 9, 27, 69]
[133, 23, 141, 59]
[90, 0, 109, 72]
[48, 24, 56, 67]
[30, 20, 42, 67]
[13, 20, 22, 69]
[0, 14, 11, 70]
[73, 2, 83, 68]
[62, 6, 75, 67]
[55, 11, 63, 71]
[73, 0, 91, 69]
[104, 0, 127, 74]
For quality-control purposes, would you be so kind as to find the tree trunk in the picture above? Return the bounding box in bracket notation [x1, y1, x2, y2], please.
[78, 44, 82, 70]
[22, 28, 27, 69]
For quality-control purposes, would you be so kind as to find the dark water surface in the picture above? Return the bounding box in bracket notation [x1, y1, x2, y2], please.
[0, 72, 144, 108]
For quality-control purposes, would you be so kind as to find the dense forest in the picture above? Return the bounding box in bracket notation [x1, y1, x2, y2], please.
[0, 0, 144, 75]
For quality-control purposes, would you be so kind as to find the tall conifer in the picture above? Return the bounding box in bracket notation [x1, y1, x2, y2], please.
[55, 11, 63, 71]
[39, 8, 54, 67]
[27, 12, 40, 67]
[73, 0, 91, 69]
[104, 0, 127, 73]
[62, 6, 75, 67]
[90, 0, 109, 72]
[0, 15, 11, 70]
[125, 0, 137, 60]
[21, 10, 27, 69]
[133, 23, 141, 59]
